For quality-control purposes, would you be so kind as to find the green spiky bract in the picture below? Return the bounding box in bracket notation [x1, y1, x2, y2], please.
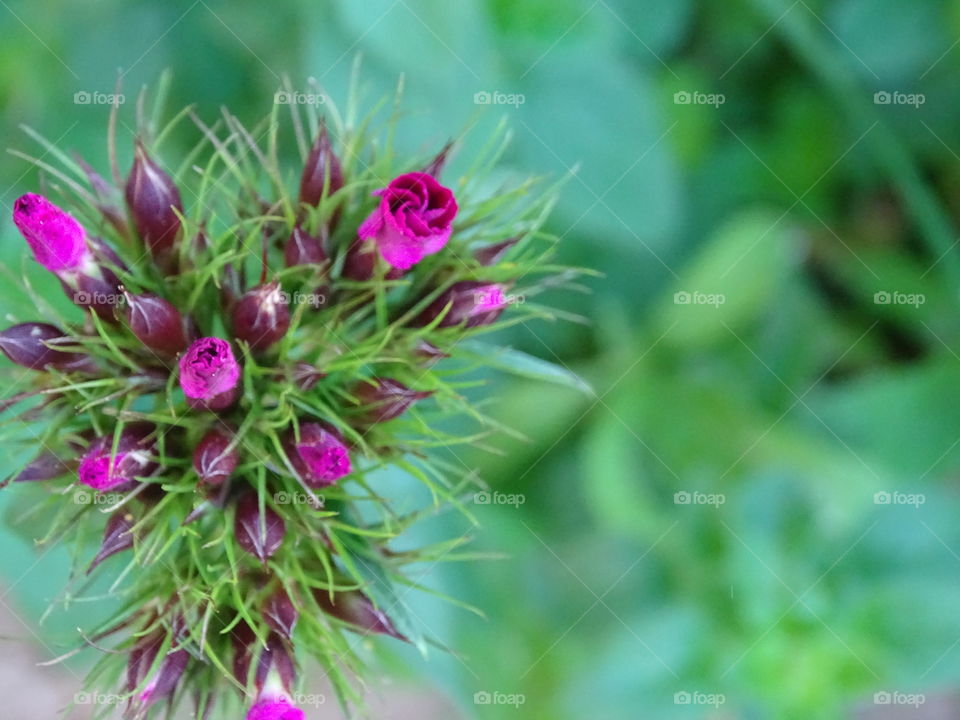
[0, 68, 589, 719]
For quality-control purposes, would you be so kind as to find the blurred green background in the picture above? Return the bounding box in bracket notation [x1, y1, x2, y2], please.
[3, 0, 960, 718]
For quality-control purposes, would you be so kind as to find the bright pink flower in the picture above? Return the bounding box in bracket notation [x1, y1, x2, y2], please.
[179, 337, 241, 410]
[357, 172, 457, 271]
[78, 428, 156, 491]
[246, 698, 304, 720]
[13, 193, 94, 274]
[287, 422, 351, 487]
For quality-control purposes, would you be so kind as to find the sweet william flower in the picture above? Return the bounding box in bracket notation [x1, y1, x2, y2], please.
[125, 141, 184, 261]
[284, 226, 327, 267]
[193, 428, 239, 485]
[179, 337, 241, 410]
[13, 193, 95, 274]
[0, 322, 84, 370]
[78, 426, 157, 491]
[286, 422, 352, 488]
[232, 282, 290, 352]
[124, 291, 188, 355]
[299, 122, 343, 208]
[415, 281, 509, 328]
[357, 172, 457, 271]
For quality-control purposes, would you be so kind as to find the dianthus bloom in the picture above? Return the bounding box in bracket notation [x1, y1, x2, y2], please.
[246, 697, 305, 720]
[287, 422, 352, 487]
[179, 337, 241, 410]
[12, 193, 94, 274]
[78, 427, 156, 491]
[357, 172, 457, 270]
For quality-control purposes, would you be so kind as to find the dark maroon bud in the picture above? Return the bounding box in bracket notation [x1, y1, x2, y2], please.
[284, 225, 327, 267]
[231, 621, 256, 686]
[127, 635, 162, 694]
[253, 634, 297, 695]
[67, 269, 122, 322]
[341, 239, 404, 282]
[423, 140, 454, 178]
[0, 323, 81, 370]
[413, 340, 449, 365]
[291, 362, 326, 392]
[89, 511, 135, 572]
[192, 428, 238, 485]
[125, 141, 184, 259]
[473, 237, 519, 266]
[263, 587, 299, 640]
[313, 589, 406, 641]
[14, 450, 72, 484]
[231, 282, 290, 352]
[137, 647, 190, 710]
[235, 492, 285, 561]
[352, 378, 432, 425]
[299, 122, 344, 208]
[124, 291, 188, 355]
[414, 281, 509, 328]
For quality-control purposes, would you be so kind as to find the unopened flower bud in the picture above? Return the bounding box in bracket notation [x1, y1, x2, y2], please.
[14, 450, 71, 483]
[351, 378, 431, 425]
[232, 283, 290, 352]
[125, 141, 184, 259]
[89, 511, 135, 572]
[12, 193, 95, 274]
[285, 422, 351, 488]
[78, 426, 157, 491]
[192, 428, 239, 485]
[341, 239, 403, 281]
[124, 291, 188, 355]
[137, 647, 190, 711]
[284, 226, 327, 267]
[299, 123, 343, 208]
[313, 588, 406, 640]
[422, 140, 454, 178]
[413, 339, 449, 365]
[235, 492, 285, 561]
[247, 638, 301, 720]
[263, 587, 298, 640]
[415, 281, 509, 328]
[0, 322, 81, 370]
[179, 337, 241, 411]
[473, 237, 518, 266]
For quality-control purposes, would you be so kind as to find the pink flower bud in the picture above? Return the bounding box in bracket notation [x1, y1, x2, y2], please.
[78, 426, 156, 491]
[356, 172, 458, 271]
[179, 337, 241, 410]
[246, 698, 304, 720]
[415, 281, 509, 328]
[284, 226, 327, 267]
[89, 511, 135, 572]
[351, 378, 431, 425]
[137, 648, 189, 711]
[0, 322, 81, 370]
[286, 422, 351, 488]
[313, 589, 406, 640]
[263, 587, 298, 640]
[235, 493, 285, 561]
[124, 291, 188, 355]
[192, 428, 239, 485]
[232, 283, 290, 352]
[125, 142, 183, 258]
[12, 193, 94, 274]
[422, 140, 454, 178]
[473, 237, 518, 265]
[341, 238, 404, 281]
[299, 123, 343, 208]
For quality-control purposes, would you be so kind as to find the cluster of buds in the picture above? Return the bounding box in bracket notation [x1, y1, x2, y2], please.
[0, 92, 557, 720]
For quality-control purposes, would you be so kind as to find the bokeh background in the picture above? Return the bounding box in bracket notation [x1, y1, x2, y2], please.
[3, 0, 960, 718]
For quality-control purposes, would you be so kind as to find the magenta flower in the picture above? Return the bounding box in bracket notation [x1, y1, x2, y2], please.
[357, 172, 457, 271]
[179, 337, 241, 410]
[78, 428, 156, 491]
[13, 193, 94, 274]
[247, 698, 305, 720]
[287, 422, 351, 487]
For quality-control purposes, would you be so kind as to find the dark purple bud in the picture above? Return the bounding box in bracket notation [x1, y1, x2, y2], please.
[89, 511, 135, 572]
[313, 589, 406, 640]
[0, 323, 80, 370]
[413, 340, 449, 365]
[67, 269, 122, 322]
[138, 648, 190, 710]
[179, 337, 241, 411]
[192, 428, 239, 485]
[422, 140, 454, 178]
[231, 621, 257, 687]
[78, 426, 157, 491]
[125, 141, 183, 259]
[124, 291, 188, 355]
[14, 450, 72, 483]
[285, 422, 352, 488]
[351, 378, 432, 425]
[263, 588, 298, 640]
[253, 635, 297, 697]
[473, 237, 518, 266]
[341, 239, 403, 282]
[235, 493, 285, 561]
[284, 226, 327, 268]
[291, 363, 326, 392]
[414, 281, 509, 328]
[299, 123, 343, 208]
[232, 282, 290, 352]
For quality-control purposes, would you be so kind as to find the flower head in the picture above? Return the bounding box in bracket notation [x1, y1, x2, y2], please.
[179, 337, 241, 409]
[0, 322, 83, 370]
[78, 427, 156, 491]
[246, 698, 305, 720]
[287, 422, 351, 487]
[125, 142, 184, 259]
[416, 281, 509, 328]
[357, 172, 457, 271]
[13, 193, 93, 273]
[232, 283, 290, 352]
[124, 291, 188, 355]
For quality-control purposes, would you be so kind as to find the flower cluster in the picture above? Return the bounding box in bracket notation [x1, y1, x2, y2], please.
[0, 84, 577, 718]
